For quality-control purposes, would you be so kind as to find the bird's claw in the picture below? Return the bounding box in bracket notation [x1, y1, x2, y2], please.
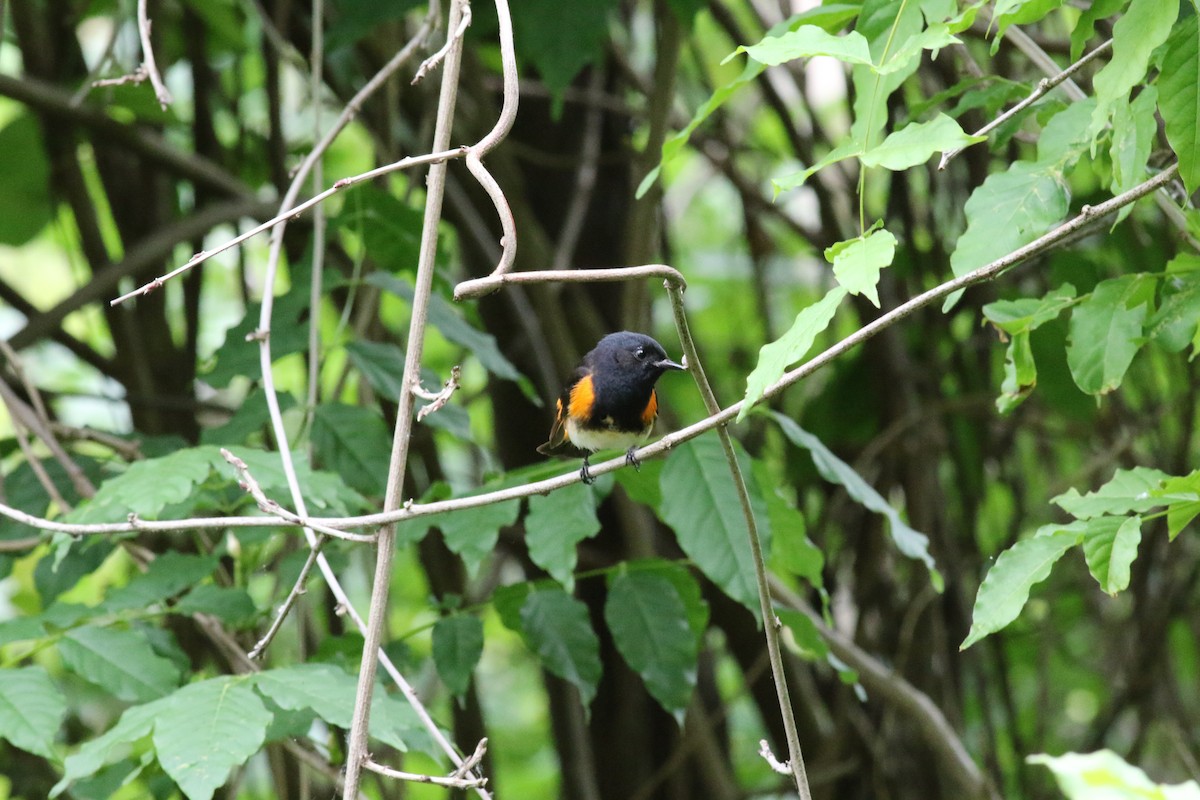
[580, 457, 595, 485]
[625, 447, 641, 472]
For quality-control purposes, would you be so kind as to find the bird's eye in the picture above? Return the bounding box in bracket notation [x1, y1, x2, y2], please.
[635, 348, 647, 360]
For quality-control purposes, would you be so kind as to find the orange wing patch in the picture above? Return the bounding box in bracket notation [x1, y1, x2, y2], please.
[567, 373, 595, 421]
[640, 389, 658, 427]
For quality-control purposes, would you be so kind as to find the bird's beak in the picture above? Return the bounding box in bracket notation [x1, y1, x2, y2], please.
[656, 357, 686, 371]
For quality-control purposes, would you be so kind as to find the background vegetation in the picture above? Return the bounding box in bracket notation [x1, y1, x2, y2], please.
[1, 0, 1198, 798]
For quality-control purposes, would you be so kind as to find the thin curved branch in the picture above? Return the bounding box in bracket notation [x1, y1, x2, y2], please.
[136, 0, 172, 109]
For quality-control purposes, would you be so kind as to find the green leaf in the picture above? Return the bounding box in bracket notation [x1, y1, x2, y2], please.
[0, 115, 54, 245]
[1148, 261, 1200, 352]
[1081, 515, 1142, 595]
[1160, 12, 1200, 194]
[53, 702, 159, 795]
[1110, 85, 1158, 223]
[332, 186, 424, 273]
[59, 626, 181, 703]
[1071, 0, 1127, 61]
[1029, 749, 1200, 800]
[153, 677, 272, 800]
[510, 0, 620, 100]
[1052, 467, 1173, 518]
[604, 572, 698, 724]
[995, 0, 1063, 43]
[1089, 0, 1178, 137]
[173, 585, 259, 628]
[850, 0, 925, 144]
[519, 588, 603, 708]
[101, 553, 221, 612]
[996, 330, 1037, 413]
[432, 615, 484, 698]
[312, 403, 392, 496]
[1160, 472, 1200, 539]
[826, 228, 897, 307]
[660, 437, 771, 614]
[253, 663, 426, 752]
[200, 389, 295, 446]
[961, 525, 1083, 649]
[1036, 100, 1099, 167]
[624, 559, 710, 640]
[859, 115, 983, 171]
[757, 464, 824, 588]
[69, 447, 221, 523]
[0, 666, 66, 759]
[983, 284, 1077, 335]
[740, 287, 846, 419]
[773, 414, 942, 588]
[526, 482, 601, 589]
[346, 339, 408, 400]
[772, 141, 863, 194]
[412, 498, 521, 577]
[945, 163, 1069, 310]
[730, 26, 873, 67]
[1067, 275, 1153, 395]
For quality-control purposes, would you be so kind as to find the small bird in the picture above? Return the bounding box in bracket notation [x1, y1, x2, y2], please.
[537, 331, 686, 484]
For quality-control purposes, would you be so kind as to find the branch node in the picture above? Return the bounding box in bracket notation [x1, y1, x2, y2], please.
[414, 365, 462, 420]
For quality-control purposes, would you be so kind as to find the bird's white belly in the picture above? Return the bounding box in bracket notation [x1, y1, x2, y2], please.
[566, 417, 650, 452]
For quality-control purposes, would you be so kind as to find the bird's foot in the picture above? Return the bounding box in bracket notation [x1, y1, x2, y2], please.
[625, 447, 641, 472]
[579, 456, 595, 485]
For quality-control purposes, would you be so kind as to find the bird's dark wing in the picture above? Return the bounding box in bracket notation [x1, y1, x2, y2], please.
[537, 366, 591, 455]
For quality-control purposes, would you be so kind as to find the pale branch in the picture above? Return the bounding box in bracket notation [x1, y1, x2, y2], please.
[136, 0, 172, 109]
[248, 536, 327, 660]
[343, 0, 489, 795]
[758, 740, 792, 776]
[666, 281, 811, 799]
[413, 0, 464, 85]
[3, 166, 1178, 539]
[463, 0, 518, 276]
[109, 146, 468, 307]
[454, 264, 687, 300]
[938, 38, 1113, 170]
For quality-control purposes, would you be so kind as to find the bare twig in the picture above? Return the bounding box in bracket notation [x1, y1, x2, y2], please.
[413, 0, 463, 85]
[455, 264, 687, 300]
[109, 146, 467, 306]
[413, 365, 462, 420]
[939, 39, 1111, 169]
[463, 0, 519, 276]
[342, 1, 487, 795]
[136, 0, 172, 109]
[758, 740, 792, 776]
[92, 65, 149, 89]
[248, 536, 328, 660]
[665, 281, 811, 798]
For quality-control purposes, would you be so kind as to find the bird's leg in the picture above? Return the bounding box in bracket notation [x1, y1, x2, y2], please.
[579, 455, 595, 485]
[625, 446, 641, 472]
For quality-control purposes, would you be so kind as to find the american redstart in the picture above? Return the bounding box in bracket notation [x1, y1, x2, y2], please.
[537, 331, 686, 484]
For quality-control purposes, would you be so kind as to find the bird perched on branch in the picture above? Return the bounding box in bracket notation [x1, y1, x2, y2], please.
[538, 331, 686, 484]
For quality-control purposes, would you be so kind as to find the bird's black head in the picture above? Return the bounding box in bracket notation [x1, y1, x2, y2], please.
[590, 331, 685, 379]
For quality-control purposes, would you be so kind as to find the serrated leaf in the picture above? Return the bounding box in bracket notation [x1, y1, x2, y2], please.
[1149, 263, 1200, 352]
[660, 437, 771, 615]
[69, 447, 220, 524]
[253, 663, 427, 753]
[1110, 85, 1158, 224]
[1029, 749, 1200, 800]
[1071, 0, 1127, 61]
[60, 626, 181, 703]
[53, 702, 160, 796]
[983, 284, 1077, 335]
[731, 26, 873, 67]
[740, 287, 846, 419]
[519, 589, 602, 709]
[432, 615, 484, 698]
[407, 498, 521, 577]
[1089, 0, 1178, 138]
[772, 414, 941, 588]
[153, 677, 272, 800]
[0, 666, 66, 759]
[1161, 13, 1200, 195]
[961, 525, 1083, 649]
[1052, 467, 1173, 518]
[173, 585, 259, 628]
[859, 115, 982, 171]
[945, 163, 1069, 310]
[312, 403, 392, 496]
[526, 483, 601, 590]
[1081, 515, 1142, 594]
[624, 559, 710, 640]
[605, 572, 698, 724]
[826, 228, 896, 307]
[1067, 275, 1152, 395]
[101, 553, 221, 612]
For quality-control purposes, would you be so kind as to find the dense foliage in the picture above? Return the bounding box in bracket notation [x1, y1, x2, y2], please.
[1, 0, 1199, 799]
